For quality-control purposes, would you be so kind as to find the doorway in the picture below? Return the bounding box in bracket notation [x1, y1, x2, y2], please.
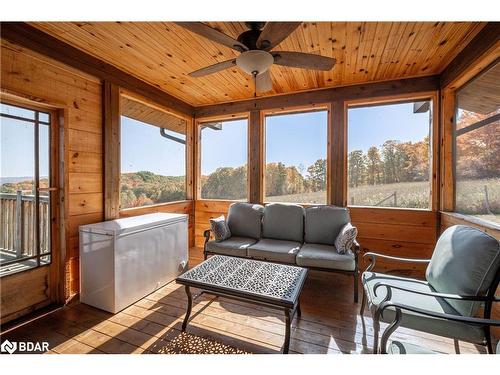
[0, 101, 61, 324]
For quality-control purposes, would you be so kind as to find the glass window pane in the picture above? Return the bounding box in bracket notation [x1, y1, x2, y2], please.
[455, 62, 500, 225]
[1, 103, 35, 120]
[39, 112, 50, 124]
[1, 116, 36, 271]
[347, 101, 432, 209]
[200, 119, 248, 200]
[264, 110, 327, 204]
[120, 99, 187, 209]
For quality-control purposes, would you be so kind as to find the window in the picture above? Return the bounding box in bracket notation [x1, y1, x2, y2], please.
[200, 119, 248, 200]
[264, 110, 327, 204]
[347, 100, 432, 209]
[455, 61, 499, 225]
[1, 102, 52, 276]
[120, 97, 186, 209]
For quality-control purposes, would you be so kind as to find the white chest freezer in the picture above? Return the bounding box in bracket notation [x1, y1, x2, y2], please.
[79, 213, 188, 313]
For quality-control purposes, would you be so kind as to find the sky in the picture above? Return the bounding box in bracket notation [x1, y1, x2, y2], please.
[1, 112, 50, 179]
[1, 102, 430, 179]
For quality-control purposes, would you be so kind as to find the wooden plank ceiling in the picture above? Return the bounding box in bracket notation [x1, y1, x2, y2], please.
[30, 22, 486, 106]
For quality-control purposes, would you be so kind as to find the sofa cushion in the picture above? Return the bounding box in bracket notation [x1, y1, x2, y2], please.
[296, 243, 355, 271]
[425, 225, 500, 317]
[227, 202, 264, 240]
[362, 271, 485, 344]
[304, 206, 351, 245]
[209, 215, 231, 242]
[247, 239, 301, 264]
[334, 223, 358, 254]
[262, 203, 305, 242]
[206, 237, 257, 257]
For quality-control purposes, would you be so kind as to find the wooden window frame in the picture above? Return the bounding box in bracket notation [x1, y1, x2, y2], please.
[108, 87, 195, 217]
[195, 113, 250, 202]
[261, 105, 330, 206]
[344, 91, 440, 212]
[450, 59, 500, 230]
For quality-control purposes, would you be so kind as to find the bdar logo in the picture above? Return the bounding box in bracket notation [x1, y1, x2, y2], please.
[1, 339, 17, 354]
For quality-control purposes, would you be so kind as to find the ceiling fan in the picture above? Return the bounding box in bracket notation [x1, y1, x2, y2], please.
[176, 22, 336, 95]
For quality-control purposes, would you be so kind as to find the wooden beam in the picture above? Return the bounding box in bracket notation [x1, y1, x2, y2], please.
[103, 81, 121, 220]
[248, 110, 263, 204]
[440, 22, 500, 89]
[330, 101, 346, 206]
[440, 88, 455, 212]
[0, 22, 195, 116]
[195, 76, 440, 118]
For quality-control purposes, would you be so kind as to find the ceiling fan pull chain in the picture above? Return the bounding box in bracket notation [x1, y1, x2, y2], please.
[253, 71, 257, 98]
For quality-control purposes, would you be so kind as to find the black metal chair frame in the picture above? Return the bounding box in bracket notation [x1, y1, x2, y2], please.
[376, 300, 500, 354]
[359, 251, 500, 354]
[203, 229, 361, 303]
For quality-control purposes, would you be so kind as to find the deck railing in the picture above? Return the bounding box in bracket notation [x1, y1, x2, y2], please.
[0, 191, 50, 259]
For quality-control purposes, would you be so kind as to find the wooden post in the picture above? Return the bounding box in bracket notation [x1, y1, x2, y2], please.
[15, 190, 23, 257]
[103, 81, 121, 220]
[248, 110, 263, 204]
[330, 101, 347, 206]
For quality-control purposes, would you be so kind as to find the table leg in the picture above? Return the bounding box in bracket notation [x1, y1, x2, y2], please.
[283, 308, 291, 354]
[181, 285, 193, 332]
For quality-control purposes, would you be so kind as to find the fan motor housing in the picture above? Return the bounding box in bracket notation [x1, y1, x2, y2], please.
[237, 29, 262, 50]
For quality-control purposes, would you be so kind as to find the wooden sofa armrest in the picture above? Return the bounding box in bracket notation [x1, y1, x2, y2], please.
[363, 252, 431, 272]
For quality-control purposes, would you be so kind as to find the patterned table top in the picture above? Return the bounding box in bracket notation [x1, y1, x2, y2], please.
[176, 255, 307, 307]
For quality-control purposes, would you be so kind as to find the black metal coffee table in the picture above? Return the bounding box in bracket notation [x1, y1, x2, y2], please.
[176, 255, 308, 353]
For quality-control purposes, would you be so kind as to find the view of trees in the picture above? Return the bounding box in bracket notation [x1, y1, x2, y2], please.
[348, 137, 430, 188]
[120, 171, 185, 209]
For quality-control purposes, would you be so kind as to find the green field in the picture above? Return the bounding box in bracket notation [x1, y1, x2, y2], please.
[267, 178, 500, 224]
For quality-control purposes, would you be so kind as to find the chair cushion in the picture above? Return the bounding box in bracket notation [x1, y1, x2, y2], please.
[262, 203, 305, 242]
[247, 239, 301, 264]
[426, 225, 500, 317]
[362, 271, 485, 343]
[304, 206, 351, 245]
[206, 237, 257, 257]
[227, 202, 264, 240]
[387, 341, 436, 354]
[296, 243, 355, 271]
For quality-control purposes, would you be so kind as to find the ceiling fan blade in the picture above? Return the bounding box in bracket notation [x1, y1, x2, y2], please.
[176, 22, 248, 52]
[256, 70, 273, 93]
[273, 51, 336, 71]
[256, 22, 301, 51]
[189, 59, 236, 77]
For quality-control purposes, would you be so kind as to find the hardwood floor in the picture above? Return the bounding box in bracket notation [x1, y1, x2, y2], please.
[1, 247, 487, 354]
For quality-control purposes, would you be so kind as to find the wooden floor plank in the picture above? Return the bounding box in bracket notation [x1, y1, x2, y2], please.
[1, 247, 487, 354]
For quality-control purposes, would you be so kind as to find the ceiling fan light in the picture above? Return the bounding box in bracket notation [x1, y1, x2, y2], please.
[236, 50, 274, 75]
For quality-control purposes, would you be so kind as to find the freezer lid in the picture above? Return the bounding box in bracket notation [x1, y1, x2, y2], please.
[79, 213, 188, 236]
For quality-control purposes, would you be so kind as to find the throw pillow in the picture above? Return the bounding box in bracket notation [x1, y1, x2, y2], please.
[210, 215, 231, 242]
[334, 223, 358, 254]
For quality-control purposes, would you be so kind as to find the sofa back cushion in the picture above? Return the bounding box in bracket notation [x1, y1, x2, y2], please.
[227, 202, 264, 239]
[426, 225, 500, 317]
[304, 206, 351, 245]
[262, 203, 305, 242]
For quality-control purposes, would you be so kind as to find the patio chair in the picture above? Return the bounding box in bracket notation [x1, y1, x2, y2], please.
[375, 300, 500, 354]
[360, 225, 500, 354]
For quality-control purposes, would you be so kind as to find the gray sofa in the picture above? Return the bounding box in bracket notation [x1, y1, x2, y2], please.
[203, 202, 361, 302]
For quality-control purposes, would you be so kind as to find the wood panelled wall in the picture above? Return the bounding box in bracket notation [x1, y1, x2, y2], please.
[1, 39, 103, 321]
